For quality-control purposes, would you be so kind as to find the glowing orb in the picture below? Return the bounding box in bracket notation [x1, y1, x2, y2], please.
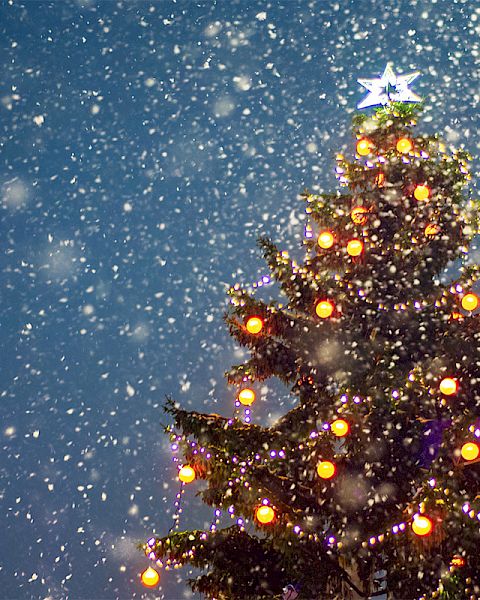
[424, 223, 440, 237]
[351, 206, 369, 225]
[356, 138, 373, 156]
[411, 515, 433, 537]
[414, 185, 430, 201]
[396, 137, 413, 154]
[178, 465, 196, 484]
[461, 293, 478, 312]
[315, 300, 334, 319]
[246, 316, 263, 334]
[331, 419, 349, 437]
[461, 442, 479, 461]
[439, 378, 458, 396]
[238, 388, 255, 406]
[256, 505, 275, 524]
[316, 461, 336, 479]
[141, 567, 160, 588]
[317, 231, 334, 249]
[346, 239, 364, 257]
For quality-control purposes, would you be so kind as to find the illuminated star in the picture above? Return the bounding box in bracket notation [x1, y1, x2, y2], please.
[357, 63, 421, 109]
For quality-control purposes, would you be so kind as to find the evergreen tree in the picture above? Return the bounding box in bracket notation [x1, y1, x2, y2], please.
[143, 100, 480, 599]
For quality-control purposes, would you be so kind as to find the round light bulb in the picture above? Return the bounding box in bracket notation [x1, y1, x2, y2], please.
[461, 293, 478, 312]
[178, 465, 196, 484]
[396, 137, 413, 154]
[461, 442, 480, 461]
[238, 388, 255, 406]
[424, 223, 440, 237]
[356, 138, 373, 156]
[256, 505, 275, 524]
[412, 515, 433, 537]
[316, 461, 336, 479]
[331, 419, 349, 437]
[141, 567, 160, 588]
[351, 206, 368, 225]
[246, 316, 263, 334]
[439, 377, 458, 396]
[414, 185, 430, 201]
[317, 231, 334, 249]
[346, 239, 364, 257]
[315, 300, 334, 319]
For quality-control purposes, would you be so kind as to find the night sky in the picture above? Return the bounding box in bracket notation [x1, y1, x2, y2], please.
[1, 1, 479, 598]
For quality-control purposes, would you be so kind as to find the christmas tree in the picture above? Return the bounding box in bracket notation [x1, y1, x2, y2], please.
[142, 67, 480, 599]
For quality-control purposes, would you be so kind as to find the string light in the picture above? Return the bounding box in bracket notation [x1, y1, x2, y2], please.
[414, 184, 430, 201]
[315, 300, 334, 319]
[255, 505, 275, 524]
[317, 231, 335, 249]
[178, 465, 196, 484]
[245, 316, 263, 334]
[351, 206, 369, 225]
[238, 388, 255, 406]
[411, 515, 433, 537]
[439, 377, 458, 396]
[396, 137, 413, 154]
[424, 223, 440, 237]
[316, 461, 336, 479]
[331, 419, 350, 437]
[346, 239, 364, 257]
[461, 442, 479, 461]
[141, 567, 160, 588]
[461, 292, 478, 311]
[356, 138, 373, 156]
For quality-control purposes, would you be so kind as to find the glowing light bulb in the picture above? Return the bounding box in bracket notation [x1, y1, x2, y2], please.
[246, 316, 263, 334]
[255, 505, 275, 524]
[424, 223, 440, 237]
[316, 461, 336, 479]
[411, 515, 433, 537]
[317, 231, 334, 249]
[396, 137, 413, 154]
[351, 206, 369, 225]
[461, 442, 479, 461]
[346, 239, 364, 257]
[414, 185, 430, 201]
[315, 300, 334, 319]
[331, 419, 349, 437]
[461, 293, 478, 312]
[238, 388, 255, 406]
[439, 378, 458, 396]
[356, 138, 373, 156]
[178, 465, 196, 484]
[141, 567, 160, 587]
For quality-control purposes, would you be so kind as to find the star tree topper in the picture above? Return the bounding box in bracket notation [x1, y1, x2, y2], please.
[357, 63, 421, 109]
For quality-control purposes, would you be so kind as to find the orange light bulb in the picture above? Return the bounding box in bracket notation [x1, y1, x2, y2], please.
[346, 239, 364, 257]
[141, 567, 160, 588]
[424, 223, 440, 237]
[439, 377, 458, 396]
[461, 293, 478, 312]
[246, 316, 263, 334]
[316, 461, 336, 479]
[315, 300, 334, 319]
[396, 137, 413, 154]
[414, 185, 430, 201]
[255, 505, 275, 524]
[351, 206, 369, 225]
[178, 465, 196, 484]
[317, 231, 334, 249]
[412, 515, 433, 537]
[356, 138, 373, 156]
[238, 388, 255, 406]
[331, 419, 349, 437]
[461, 442, 480, 461]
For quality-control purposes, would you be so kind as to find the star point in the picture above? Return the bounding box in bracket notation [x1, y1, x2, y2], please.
[357, 63, 421, 109]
